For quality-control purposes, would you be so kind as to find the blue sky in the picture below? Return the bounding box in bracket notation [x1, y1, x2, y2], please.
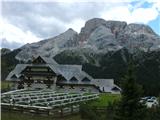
[130, 0, 160, 35]
[1, 0, 160, 49]
[149, 15, 160, 35]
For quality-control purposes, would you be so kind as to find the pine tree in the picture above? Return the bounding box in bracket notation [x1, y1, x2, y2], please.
[114, 61, 146, 120]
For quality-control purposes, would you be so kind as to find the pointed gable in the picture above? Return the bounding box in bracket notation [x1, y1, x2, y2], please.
[57, 75, 67, 81]
[111, 86, 121, 91]
[11, 74, 17, 79]
[32, 55, 58, 65]
[70, 76, 78, 82]
[82, 77, 91, 82]
[20, 66, 30, 74]
[32, 56, 46, 64]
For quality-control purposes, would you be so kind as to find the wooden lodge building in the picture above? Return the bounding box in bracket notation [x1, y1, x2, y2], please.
[6, 56, 121, 93]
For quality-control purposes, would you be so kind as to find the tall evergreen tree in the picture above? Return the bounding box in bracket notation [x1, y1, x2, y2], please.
[114, 61, 146, 120]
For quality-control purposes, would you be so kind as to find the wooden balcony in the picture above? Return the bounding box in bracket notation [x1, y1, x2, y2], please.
[23, 71, 55, 77]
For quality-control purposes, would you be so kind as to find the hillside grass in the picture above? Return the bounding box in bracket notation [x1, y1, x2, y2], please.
[1, 81, 12, 90]
[87, 93, 121, 107]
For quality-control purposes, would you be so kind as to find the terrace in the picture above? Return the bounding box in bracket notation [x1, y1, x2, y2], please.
[1, 89, 99, 116]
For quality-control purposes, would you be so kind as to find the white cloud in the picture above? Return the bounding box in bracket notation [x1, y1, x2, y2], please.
[1, 0, 159, 49]
[35, 15, 65, 26]
[131, 8, 158, 23]
[151, 0, 160, 11]
[0, 19, 42, 45]
[101, 6, 131, 22]
[101, 4, 159, 24]
[65, 18, 85, 33]
[2, 0, 139, 3]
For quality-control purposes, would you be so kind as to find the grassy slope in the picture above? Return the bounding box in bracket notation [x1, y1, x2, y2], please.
[88, 93, 120, 107]
[1, 81, 12, 90]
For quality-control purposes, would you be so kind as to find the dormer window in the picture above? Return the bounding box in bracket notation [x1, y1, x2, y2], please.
[82, 77, 91, 82]
[70, 77, 78, 82]
[11, 74, 17, 79]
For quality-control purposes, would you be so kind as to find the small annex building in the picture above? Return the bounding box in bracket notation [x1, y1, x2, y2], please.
[6, 56, 121, 93]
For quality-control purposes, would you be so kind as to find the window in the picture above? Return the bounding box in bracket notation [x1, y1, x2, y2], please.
[82, 77, 91, 82]
[70, 77, 78, 82]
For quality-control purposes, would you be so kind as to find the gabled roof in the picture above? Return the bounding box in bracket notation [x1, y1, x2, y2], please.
[81, 71, 93, 80]
[32, 55, 58, 65]
[19, 74, 25, 79]
[82, 77, 91, 82]
[41, 56, 58, 65]
[48, 64, 61, 75]
[69, 76, 78, 81]
[57, 74, 67, 81]
[112, 85, 121, 91]
[7, 56, 118, 87]
[57, 65, 82, 80]
[56, 65, 93, 82]
[6, 59, 95, 83]
[6, 64, 28, 81]
[32, 56, 46, 64]
[11, 74, 17, 79]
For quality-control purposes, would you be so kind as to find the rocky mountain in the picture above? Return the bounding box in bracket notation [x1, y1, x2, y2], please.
[15, 28, 79, 62]
[54, 18, 160, 66]
[1, 18, 160, 95]
[13, 18, 160, 62]
[79, 18, 160, 51]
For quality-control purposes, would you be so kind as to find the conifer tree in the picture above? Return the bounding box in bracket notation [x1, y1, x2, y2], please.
[114, 61, 146, 120]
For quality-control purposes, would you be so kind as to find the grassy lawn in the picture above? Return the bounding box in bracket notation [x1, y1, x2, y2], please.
[1, 111, 81, 120]
[87, 93, 121, 107]
[1, 81, 12, 90]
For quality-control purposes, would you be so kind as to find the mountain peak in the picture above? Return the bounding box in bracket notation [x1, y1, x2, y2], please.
[85, 18, 107, 25]
[65, 28, 77, 34]
[67, 28, 75, 31]
[79, 18, 127, 42]
[14, 18, 160, 62]
[15, 27, 78, 61]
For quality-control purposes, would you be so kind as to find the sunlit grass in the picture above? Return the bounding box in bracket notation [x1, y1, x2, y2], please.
[1, 81, 12, 90]
[87, 93, 121, 107]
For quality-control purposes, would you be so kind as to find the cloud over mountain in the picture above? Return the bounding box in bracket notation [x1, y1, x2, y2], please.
[1, 0, 160, 49]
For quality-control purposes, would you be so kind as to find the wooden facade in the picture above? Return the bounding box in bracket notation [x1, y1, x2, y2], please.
[19, 57, 57, 89]
[6, 56, 121, 93]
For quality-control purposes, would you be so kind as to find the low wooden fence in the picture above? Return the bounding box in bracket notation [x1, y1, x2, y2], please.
[1, 103, 80, 117]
